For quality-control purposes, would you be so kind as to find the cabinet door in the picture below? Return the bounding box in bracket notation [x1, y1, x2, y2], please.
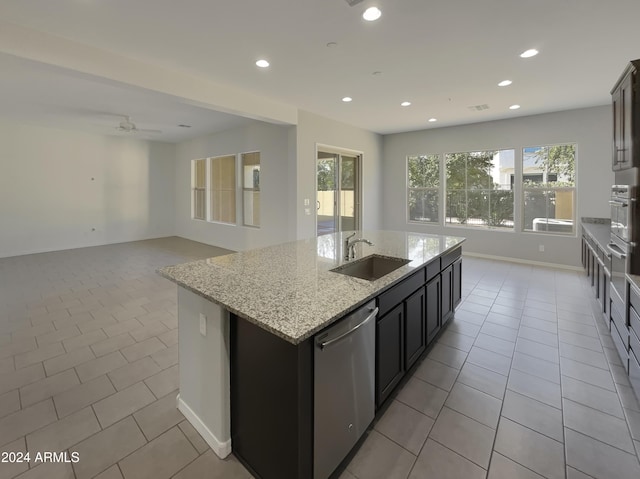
[404, 287, 426, 370]
[426, 275, 441, 345]
[452, 258, 462, 308]
[441, 265, 453, 326]
[376, 304, 404, 407]
[613, 70, 634, 169]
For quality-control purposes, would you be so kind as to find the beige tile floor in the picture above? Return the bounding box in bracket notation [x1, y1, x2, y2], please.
[1, 237, 640, 478]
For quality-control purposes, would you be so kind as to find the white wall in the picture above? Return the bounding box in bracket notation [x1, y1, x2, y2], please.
[381, 106, 613, 268]
[175, 120, 296, 251]
[0, 121, 176, 258]
[296, 110, 384, 239]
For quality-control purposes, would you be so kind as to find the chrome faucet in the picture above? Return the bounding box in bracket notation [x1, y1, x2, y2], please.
[344, 233, 374, 260]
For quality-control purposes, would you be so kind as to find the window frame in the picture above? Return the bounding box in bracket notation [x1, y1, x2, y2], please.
[241, 151, 261, 228]
[208, 153, 237, 225]
[443, 149, 516, 231]
[191, 158, 207, 221]
[520, 143, 577, 236]
[407, 154, 441, 225]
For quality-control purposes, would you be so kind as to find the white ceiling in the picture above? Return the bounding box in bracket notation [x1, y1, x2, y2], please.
[1, 0, 640, 140]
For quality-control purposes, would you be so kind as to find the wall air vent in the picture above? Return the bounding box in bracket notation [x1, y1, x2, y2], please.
[468, 104, 490, 111]
[344, 0, 365, 6]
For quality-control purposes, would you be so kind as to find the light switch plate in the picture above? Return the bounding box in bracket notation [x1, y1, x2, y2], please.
[199, 313, 207, 336]
[304, 198, 310, 206]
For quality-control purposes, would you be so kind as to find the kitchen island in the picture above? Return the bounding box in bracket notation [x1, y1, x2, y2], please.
[158, 230, 465, 479]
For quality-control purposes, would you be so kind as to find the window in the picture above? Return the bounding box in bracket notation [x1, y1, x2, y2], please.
[408, 155, 440, 224]
[445, 150, 515, 229]
[192, 159, 206, 220]
[522, 144, 576, 234]
[242, 152, 260, 227]
[209, 155, 236, 224]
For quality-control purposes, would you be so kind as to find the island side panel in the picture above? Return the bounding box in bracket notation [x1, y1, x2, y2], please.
[177, 287, 231, 458]
[231, 314, 313, 479]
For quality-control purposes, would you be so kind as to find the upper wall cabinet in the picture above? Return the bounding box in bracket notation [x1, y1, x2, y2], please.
[612, 60, 640, 171]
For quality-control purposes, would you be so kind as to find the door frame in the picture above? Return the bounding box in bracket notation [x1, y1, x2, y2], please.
[315, 143, 363, 235]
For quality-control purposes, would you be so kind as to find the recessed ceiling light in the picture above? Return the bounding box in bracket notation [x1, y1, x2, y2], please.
[498, 80, 512, 87]
[178, 124, 191, 128]
[342, 97, 353, 102]
[326, 42, 338, 48]
[509, 104, 521, 110]
[363, 7, 382, 21]
[372, 71, 382, 76]
[401, 101, 411, 107]
[520, 49, 538, 58]
[428, 118, 437, 122]
[255, 59, 270, 68]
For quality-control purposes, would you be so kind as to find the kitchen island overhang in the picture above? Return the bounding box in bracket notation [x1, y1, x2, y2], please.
[158, 230, 465, 477]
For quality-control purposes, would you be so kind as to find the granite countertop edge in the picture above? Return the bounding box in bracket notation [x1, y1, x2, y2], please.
[158, 233, 465, 345]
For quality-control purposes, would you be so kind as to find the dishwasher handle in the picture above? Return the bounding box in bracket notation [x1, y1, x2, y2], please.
[318, 307, 378, 350]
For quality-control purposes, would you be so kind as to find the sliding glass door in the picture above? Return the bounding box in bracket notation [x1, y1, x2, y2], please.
[316, 149, 361, 236]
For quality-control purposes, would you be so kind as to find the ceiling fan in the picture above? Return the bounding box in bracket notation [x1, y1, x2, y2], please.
[115, 115, 162, 134]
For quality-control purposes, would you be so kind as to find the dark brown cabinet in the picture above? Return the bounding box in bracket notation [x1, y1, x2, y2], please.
[375, 304, 404, 406]
[404, 287, 426, 370]
[441, 264, 453, 326]
[453, 258, 462, 308]
[611, 60, 640, 170]
[426, 275, 441, 344]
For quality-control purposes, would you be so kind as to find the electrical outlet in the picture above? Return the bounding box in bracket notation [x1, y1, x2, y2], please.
[539, 244, 545, 252]
[305, 208, 311, 215]
[199, 313, 207, 336]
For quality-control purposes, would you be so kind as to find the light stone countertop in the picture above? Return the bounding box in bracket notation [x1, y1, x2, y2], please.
[581, 222, 611, 252]
[158, 230, 465, 344]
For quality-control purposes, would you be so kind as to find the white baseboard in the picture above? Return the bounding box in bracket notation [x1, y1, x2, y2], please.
[176, 394, 232, 459]
[462, 251, 583, 272]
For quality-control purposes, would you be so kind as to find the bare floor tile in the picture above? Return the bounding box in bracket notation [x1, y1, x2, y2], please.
[347, 430, 416, 479]
[0, 399, 57, 447]
[75, 351, 128, 382]
[409, 439, 486, 479]
[144, 364, 178, 398]
[90, 333, 135, 357]
[501, 390, 564, 442]
[178, 420, 209, 454]
[511, 351, 560, 384]
[43, 347, 95, 376]
[0, 390, 20, 420]
[563, 398, 636, 454]
[13, 462, 75, 479]
[429, 407, 495, 469]
[445, 382, 502, 429]
[172, 450, 252, 479]
[20, 369, 80, 407]
[559, 342, 609, 370]
[437, 330, 476, 352]
[467, 346, 511, 376]
[395, 376, 448, 419]
[121, 337, 166, 362]
[0, 438, 29, 479]
[515, 337, 559, 363]
[71, 417, 147, 479]
[26, 406, 101, 453]
[426, 343, 467, 369]
[473, 333, 515, 358]
[560, 357, 616, 392]
[133, 392, 184, 441]
[14, 342, 65, 369]
[494, 418, 565, 479]
[508, 369, 562, 409]
[488, 452, 545, 479]
[108, 357, 161, 391]
[93, 382, 156, 428]
[413, 358, 459, 391]
[53, 374, 116, 418]
[118, 426, 198, 479]
[374, 400, 434, 455]
[456, 362, 507, 399]
[565, 428, 640, 479]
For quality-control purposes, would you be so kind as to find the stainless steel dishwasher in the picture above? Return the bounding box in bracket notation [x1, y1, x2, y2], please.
[314, 300, 378, 479]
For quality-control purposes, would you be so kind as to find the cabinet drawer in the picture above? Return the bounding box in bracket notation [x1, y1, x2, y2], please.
[630, 349, 640, 397]
[426, 259, 440, 282]
[611, 294, 627, 333]
[631, 326, 640, 360]
[611, 319, 629, 372]
[631, 303, 640, 341]
[631, 283, 640, 314]
[441, 247, 462, 269]
[377, 268, 425, 317]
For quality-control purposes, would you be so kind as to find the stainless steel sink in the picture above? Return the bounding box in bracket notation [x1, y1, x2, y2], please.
[330, 254, 411, 281]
